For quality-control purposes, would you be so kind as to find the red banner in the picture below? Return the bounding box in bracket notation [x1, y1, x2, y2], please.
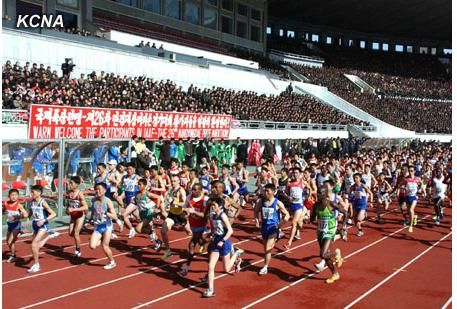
[28, 104, 232, 140]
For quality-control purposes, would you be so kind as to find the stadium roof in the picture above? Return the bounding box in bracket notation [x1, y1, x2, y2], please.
[268, 0, 451, 42]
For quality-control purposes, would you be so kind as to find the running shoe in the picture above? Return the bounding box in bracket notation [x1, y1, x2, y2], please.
[117, 219, 124, 233]
[314, 260, 325, 273]
[161, 249, 172, 261]
[234, 247, 244, 256]
[111, 233, 118, 239]
[153, 239, 162, 251]
[408, 226, 413, 233]
[258, 266, 268, 276]
[7, 255, 16, 263]
[235, 257, 243, 273]
[413, 215, 418, 226]
[356, 230, 364, 237]
[278, 231, 285, 239]
[335, 249, 343, 268]
[202, 289, 215, 297]
[402, 220, 410, 227]
[326, 273, 340, 284]
[347, 218, 353, 225]
[283, 243, 291, 250]
[433, 215, 437, 220]
[435, 219, 440, 226]
[440, 210, 444, 219]
[149, 230, 157, 242]
[295, 231, 301, 240]
[178, 266, 189, 278]
[103, 260, 116, 270]
[73, 249, 81, 258]
[48, 231, 61, 239]
[128, 229, 136, 239]
[27, 263, 40, 273]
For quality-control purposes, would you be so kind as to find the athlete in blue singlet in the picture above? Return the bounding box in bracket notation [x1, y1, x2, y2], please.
[349, 173, 370, 237]
[89, 182, 118, 270]
[27, 185, 57, 273]
[254, 183, 290, 276]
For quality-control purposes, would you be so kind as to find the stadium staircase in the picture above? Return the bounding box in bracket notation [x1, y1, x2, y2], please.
[344, 74, 376, 94]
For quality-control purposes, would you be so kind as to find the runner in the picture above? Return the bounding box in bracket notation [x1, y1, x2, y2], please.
[199, 166, 213, 194]
[27, 185, 59, 273]
[159, 175, 188, 261]
[132, 178, 164, 250]
[210, 180, 240, 225]
[178, 183, 210, 277]
[219, 164, 240, 205]
[66, 176, 88, 257]
[254, 183, 290, 276]
[349, 173, 370, 237]
[119, 163, 140, 238]
[88, 182, 118, 269]
[431, 167, 446, 225]
[234, 159, 250, 208]
[402, 165, 422, 233]
[376, 173, 393, 223]
[4, 189, 28, 263]
[310, 180, 347, 283]
[202, 197, 244, 297]
[284, 167, 305, 250]
[361, 164, 377, 208]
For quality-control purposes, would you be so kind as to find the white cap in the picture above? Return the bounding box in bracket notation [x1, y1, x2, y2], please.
[108, 159, 118, 165]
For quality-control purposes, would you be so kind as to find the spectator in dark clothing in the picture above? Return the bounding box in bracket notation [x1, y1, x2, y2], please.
[195, 141, 209, 165]
[137, 149, 151, 170]
[184, 138, 194, 167]
[237, 140, 248, 167]
[160, 141, 171, 170]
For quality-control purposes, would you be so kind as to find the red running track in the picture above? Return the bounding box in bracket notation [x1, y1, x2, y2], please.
[2, 200, 452, 308]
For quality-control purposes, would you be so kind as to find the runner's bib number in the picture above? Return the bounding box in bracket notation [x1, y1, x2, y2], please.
[262, 207, 274, 220]
[318, 219, 329, 232]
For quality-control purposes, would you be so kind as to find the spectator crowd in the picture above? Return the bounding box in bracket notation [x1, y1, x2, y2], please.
[2, 60, 364, 126]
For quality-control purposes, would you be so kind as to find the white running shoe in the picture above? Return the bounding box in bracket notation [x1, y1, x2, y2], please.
[7, 255, 16, 263]
[27, 263, 40, 273]
[128, 229, 136, 239]
[111, 233, 118, 239]
[48, 231, 61, 239]
[103, 260, 116, 270]
[73, 250, 81, 258]
[314, 260, 325, 272]
[117, 219, 124, 233]
[258, 266, 268, 276]
[149, 230, 157, 242]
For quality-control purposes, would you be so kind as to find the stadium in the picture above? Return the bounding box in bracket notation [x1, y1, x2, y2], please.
[1, 0, 453, 307]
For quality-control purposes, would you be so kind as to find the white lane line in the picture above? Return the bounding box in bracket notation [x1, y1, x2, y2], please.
[344, 232, 452, 308]
[240, 212, 438, 309]
[17, 234, 265, 309]
[3, 234, 191, 285]
[441, 296, 452, 309]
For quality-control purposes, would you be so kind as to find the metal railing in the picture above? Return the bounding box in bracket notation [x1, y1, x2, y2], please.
[233, 120, 350, 131]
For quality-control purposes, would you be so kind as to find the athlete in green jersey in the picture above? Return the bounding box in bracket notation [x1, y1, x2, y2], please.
[133, 178, 165, 250]
[311, 179, 348, 284]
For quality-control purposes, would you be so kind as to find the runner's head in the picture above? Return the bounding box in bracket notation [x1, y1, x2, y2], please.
[150, 165, 159, 176]
[221, 164, 230, 175]
[96, 163, 106, 175]
[138, 178, 148, 191]
[189, 169, 197, 179]
[31, 185, 43, 199]
[191, 183, 203, 198]
[127, 163, 135, 176]
[264, 183, 276, 199]
[8, 188, 19, 201]
[207, 196, 224, 213]
[69, 176, 81, 190]
[170, 175, 180, 189]
[94, 182, 107, 198]
[353, 173, 362, 184]
[211, 180, 224, 195]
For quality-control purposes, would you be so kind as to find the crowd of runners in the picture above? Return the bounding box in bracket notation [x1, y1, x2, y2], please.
[4, 138, 452, 297]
